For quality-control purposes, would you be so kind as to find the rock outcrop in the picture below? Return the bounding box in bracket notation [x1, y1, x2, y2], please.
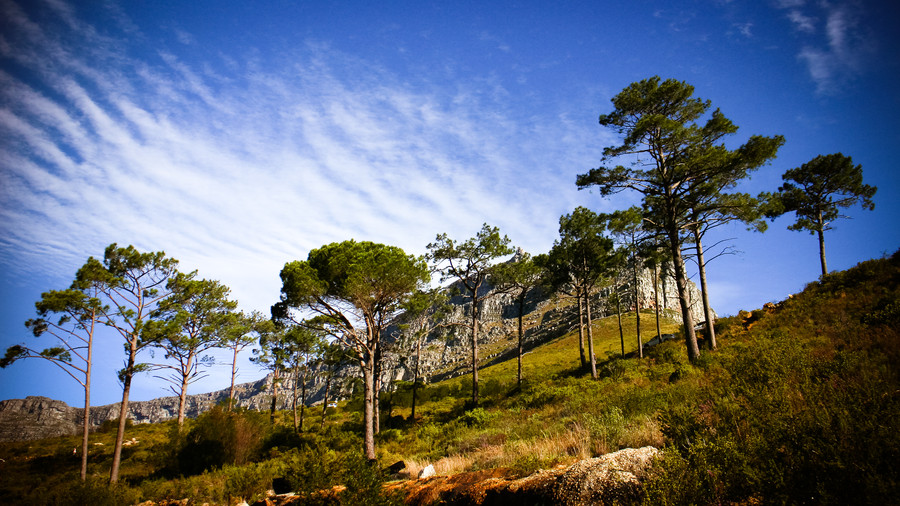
[252, 446, 660, 506]
[0, 253, 711, 442]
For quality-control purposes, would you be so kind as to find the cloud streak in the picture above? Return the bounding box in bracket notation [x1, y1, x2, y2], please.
[0, 0, 608, 320]
[777, 1, 874, 94]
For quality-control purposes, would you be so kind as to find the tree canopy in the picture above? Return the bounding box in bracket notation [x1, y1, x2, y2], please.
[276, 240, 428, 459]
[576, 76, 783, 362]
[427, 223, 513, 404]
[766, 152, 876, 276]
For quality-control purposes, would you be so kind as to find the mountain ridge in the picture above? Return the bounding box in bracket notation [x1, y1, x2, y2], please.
[0, 261, 707, 441]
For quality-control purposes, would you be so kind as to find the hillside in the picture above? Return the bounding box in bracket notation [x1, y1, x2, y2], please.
[1, 251, 898, 504]
[0, 259, 702, 441]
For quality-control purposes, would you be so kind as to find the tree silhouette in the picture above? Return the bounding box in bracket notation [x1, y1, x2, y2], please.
[766, 153, 876, 276]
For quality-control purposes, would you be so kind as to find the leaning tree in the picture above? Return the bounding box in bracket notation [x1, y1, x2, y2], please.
[492, 250, 545, 386]
[577, 76, 783, 362]
[2, 273, 107, 480]
[543, 207, 617, 379]
[147, 273, 238, 431]
[76, 244, 179, 484]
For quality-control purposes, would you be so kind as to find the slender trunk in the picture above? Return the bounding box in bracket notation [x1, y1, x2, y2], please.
[577, 294, 587, 368]
[517, 294, 525, 386]
[632, 247, 643, 358]
[653, 263, 662, 344]
[176, 352, 194, 431]
[616, 287, 625, 356]
[693, 228, 717, 350]
[668, 229, 700, 362]
[292, 364, 299, 432]
[471, 295, 480, 405]
[411, 338, 420, 420]
[817, 212, 828, 276]
[585, 290, 597, 379]
[269, 368, 279, 423]
[80, 326, 93, 481]
[299, 363, 308, 433]
[363, 353, 377, 461]
[228, 346, 239, 412]
[109, 343, 136, 484]
[374, 348, 381, 434]
[321, 375, 331, 431]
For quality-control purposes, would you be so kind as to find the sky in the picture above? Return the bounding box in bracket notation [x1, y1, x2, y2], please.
[1, 0, 898, 408]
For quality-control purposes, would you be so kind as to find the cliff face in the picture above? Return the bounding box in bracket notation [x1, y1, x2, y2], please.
[378, 260, 711, 385]
[0, 260, 711, 442]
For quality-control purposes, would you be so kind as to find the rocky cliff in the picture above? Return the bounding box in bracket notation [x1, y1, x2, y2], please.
[0, 258, 710, 442]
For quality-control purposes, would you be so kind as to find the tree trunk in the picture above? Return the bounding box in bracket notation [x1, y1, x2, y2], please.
[653, 263, 662, 344]
[517, 294, 525, 386]
[299, 363, 308, 433]
[176, 352, 194, 431]
[80, 330, 93, 481]
[321, 375, 331, 431]
[471, 294, 480, 405]
[577, 295, 587, 369]
[109, 344, 136, 484]
[228, 346, 239, 411]
[292, 364, 299, 432]
[411, 338, 420, 420]
[632, 248, 643, 358]
[585, 290, 598, 379]
[269, 368, 280, 423]
[693, 227, 717, 350]
[668, 229, 700, 362]
[363, 353, 377, 461]
[615, 285, 625, 356]
[375, 348, 383, 434]
[817, 212, 828, 276]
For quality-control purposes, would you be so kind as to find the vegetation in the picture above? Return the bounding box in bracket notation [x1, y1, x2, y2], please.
[3, 250, 897, 504]
[1, 76, 891, 504]
[766, 152, 877, 276]
[274, 239, 430, 460]
[576, 76, 784, 363]
[427, 223, 514, 405]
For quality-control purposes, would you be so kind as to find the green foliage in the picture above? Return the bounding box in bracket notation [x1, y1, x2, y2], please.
[6, 252, 899, 504]
[41, 477, 143, 506]
[459, 407, 495, 427]
[767, 152, 877, 275]
[645, 253, 900, 504]
[174, 406, 269, 475]
[98, 417, 133, 433]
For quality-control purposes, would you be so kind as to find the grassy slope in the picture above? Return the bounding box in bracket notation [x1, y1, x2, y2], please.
[2, 252, 898, 504]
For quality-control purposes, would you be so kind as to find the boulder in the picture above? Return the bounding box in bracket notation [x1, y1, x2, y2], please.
[418, 464, 436, 479]
[552, 446, 660, 505]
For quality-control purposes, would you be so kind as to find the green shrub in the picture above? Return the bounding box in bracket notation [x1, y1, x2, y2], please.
[174, 406, 270, 475]
[41, 477, 142, 506]
[459, 407, 494, 427]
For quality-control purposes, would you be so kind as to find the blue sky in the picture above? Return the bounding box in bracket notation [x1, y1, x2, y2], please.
[1, 0, 897, 408]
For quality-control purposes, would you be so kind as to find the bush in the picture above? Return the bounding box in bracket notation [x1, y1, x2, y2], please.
[174, 406, 270, 475]
[458, 407, 494, 427]
[41, 477, 142, 506]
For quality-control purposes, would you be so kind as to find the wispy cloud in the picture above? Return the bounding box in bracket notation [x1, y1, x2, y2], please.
[787, 9, 816, 33]
[775, 1, 873, 94]
[0, 0, 610, 321]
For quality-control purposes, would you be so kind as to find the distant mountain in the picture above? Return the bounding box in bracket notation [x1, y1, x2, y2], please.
[0, 260, 707, 441]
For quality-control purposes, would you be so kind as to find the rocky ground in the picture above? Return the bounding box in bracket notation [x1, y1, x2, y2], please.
[246, 446, 660, 506]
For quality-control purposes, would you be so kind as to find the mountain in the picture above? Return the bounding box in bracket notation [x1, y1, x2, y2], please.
[0, 261, 708, 441]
